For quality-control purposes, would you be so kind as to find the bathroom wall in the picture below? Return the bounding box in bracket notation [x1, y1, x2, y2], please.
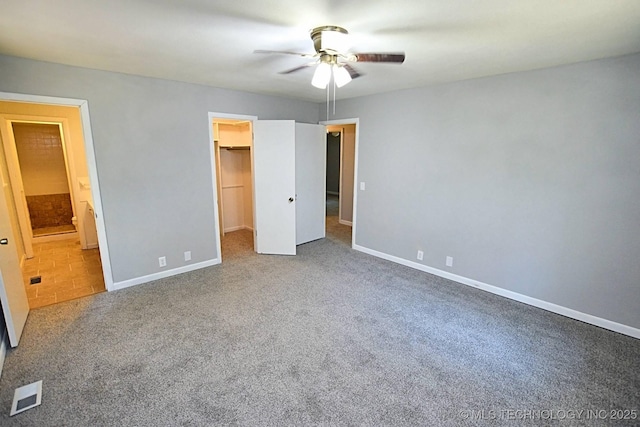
[12, 123, 72, 229]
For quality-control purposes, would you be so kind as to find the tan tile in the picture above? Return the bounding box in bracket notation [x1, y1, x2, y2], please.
[73, 275, 100, 288]
[37, 272, 55, 284]
[85, 265, 104, 275]
[67, 254, 85, 263]
[25, 286, 38, 299]
[56, 286, 95, 303]
[54, 272, 74, 283]
[22, 266, 39, 278]
[36, 281, 71, 296]
[69, 259, 87, 271]
[72, 277, 87, 288]
[22, 258, 39, 268]
[73, 270, 92, 280]
[38, 259, 56, 270]
[37, 266, 57, 277]
[50, 253, 70, 262]
[29, 295, 57, 309]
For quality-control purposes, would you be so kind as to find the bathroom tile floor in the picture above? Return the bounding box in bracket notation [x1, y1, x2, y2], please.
[22, 237, 105, 309]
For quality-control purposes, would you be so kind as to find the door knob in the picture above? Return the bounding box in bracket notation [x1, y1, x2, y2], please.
[0, 238, 8, 245]
[288, 197, 294, 203]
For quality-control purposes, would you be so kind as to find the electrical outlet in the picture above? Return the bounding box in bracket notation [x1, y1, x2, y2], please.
[158, 256, 167, 267]
[417, 250, 424, 261]
[184, 251, 191, 261]
[446, 256, 453, 267]
[360, 182, 366, 191]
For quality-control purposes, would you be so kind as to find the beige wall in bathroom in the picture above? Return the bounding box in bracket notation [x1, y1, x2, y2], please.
[12, 123, 70, 196]
[0, 101, 88, 182]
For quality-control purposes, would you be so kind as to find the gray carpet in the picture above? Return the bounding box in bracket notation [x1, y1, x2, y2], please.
[1, 202, 638, 426]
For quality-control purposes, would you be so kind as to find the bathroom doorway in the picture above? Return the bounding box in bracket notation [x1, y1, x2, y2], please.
[0, 101, 106, 308]
[11, 122, 77, 240]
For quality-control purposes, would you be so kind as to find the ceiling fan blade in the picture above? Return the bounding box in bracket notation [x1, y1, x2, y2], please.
[343, 64, 363, 79]
[254, 49, 315, 58]
[353, 53, 405, 63]
[279, 62, 317, 74]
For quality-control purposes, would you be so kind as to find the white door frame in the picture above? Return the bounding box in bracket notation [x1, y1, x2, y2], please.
[0, 92, 114, 291]
[320, 118, 359, 249]
[207, 112, 257, 262]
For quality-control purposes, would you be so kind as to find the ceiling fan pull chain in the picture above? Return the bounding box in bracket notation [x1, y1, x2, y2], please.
[326, 81, 330, 120]
[333, 76, 336, 116]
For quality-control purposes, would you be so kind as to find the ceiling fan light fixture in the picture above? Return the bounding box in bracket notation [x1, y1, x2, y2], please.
[333, 65, 352, 88]
[312, 62, 332, 88]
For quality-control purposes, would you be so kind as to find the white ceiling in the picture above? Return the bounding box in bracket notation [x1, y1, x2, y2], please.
[1, 0, 639, 102]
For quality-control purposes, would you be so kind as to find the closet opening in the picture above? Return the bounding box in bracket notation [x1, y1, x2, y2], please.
[213, 118, 255, 259]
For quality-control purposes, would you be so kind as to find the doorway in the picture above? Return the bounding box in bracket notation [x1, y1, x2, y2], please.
[324, 122, 357, 247]
[0, 98, 110, 311]
[212, 116, 256, 260]
[11, 122, 77, 239]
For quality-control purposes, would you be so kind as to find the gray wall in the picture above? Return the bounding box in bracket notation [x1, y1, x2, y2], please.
[0, 55, 320, 283]
[336, 53, 640, 329]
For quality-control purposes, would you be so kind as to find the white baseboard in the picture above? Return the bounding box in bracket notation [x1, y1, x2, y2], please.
[112, 258, 221, 291]
[339, 219, 353, 226]
[0, 329, 7, 379]
[353, 244, 640, 339]
[224, 225, 253, 233]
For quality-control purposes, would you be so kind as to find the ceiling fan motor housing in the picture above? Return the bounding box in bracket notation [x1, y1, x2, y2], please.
[310, 26, 348, 54]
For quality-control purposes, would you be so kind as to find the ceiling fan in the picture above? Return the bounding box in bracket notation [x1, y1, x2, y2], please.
[255, 26, 405, 89]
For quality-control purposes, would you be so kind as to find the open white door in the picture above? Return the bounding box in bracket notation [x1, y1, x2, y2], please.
[253, 120, 296, 255]
[295, 123, 326, 245]
[0, 177, 30, 347]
